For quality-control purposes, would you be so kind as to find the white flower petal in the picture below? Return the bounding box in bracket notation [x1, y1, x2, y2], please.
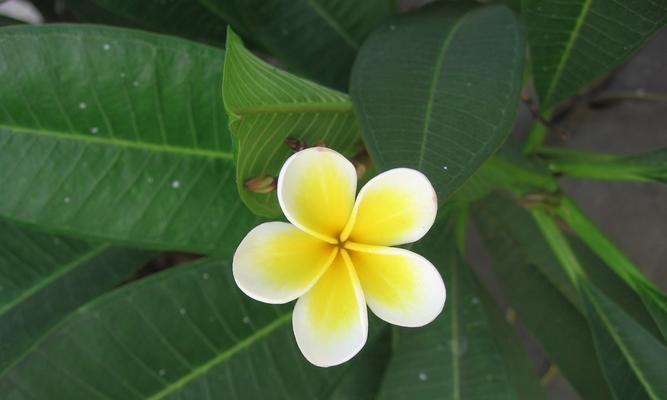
[341, 168, 437, 246]
[292, 250, 367, 367]
[233, 222, 337, 304]
[278, 147, 357, 243]
[346, 243, 445, 327]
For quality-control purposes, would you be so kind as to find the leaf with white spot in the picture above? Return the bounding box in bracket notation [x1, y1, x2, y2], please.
[350, 3, 525, 204]
[0, 257, 390, 399]
[0, 24, 260, 255]
[375, 218, 546, 400]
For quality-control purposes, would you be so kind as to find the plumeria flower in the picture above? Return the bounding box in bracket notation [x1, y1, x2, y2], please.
[233, 147, 446, 367]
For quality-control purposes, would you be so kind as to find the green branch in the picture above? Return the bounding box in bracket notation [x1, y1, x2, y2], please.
[539, 147, 667, 183]
[529, 209, 585, 286]
[556, 196, 663, 296]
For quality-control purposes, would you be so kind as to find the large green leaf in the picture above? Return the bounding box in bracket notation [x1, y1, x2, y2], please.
[350, 3, 525, 204]
[525, 0, 667, 109]
[0, 221, 152, 373]
[223, 28, 362, 217]
[375, 218, 545, 399]
[0, 257, 387, 399]
[473, 195, 613, 399]
[0, 24, 260, 254]
[65, 0, 228, 46]
[531, 210, 667, 399]
[215, 0, 393, 90]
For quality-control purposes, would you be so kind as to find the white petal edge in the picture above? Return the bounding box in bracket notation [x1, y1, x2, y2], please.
[233, 222, 337, 304]
[277, 147, 357, 244]
[292, 250, 368, 367]
[340, 168, 437, 246]
[346, 243, 446, 327]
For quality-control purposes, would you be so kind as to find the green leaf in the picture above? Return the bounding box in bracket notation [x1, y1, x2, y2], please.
[0, 257, 387, 399]
[223, 28, 362, 217]
[0, 221, 152, 373]
[525, 0, 667, 109]
[328, 328, 391, 400]
[375, 217, 545, 399]
[0, 15, 23, 26]
[570, 239, 664, 342]
[350, 3, 525, 204]
[65, 0, 228, 46]
[583, 283, 667, 400]
[473, 194, 614, 399]
[531, 209, 667, 399]
[216, 0, 393, 90]
[558, 196, 667, 340]
[478, 281, 547, 400]
[0, 24, 260, 254]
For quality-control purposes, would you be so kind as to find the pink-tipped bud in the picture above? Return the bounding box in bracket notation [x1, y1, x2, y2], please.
[285, 137, 307, 152]
[245, 175, 277, 194]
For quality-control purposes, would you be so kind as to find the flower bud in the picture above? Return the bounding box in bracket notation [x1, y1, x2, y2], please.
[245, 175, 277, 194]
[285, 137, 306, 152]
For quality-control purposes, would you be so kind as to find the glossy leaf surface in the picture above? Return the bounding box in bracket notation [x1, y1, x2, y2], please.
[0, 25, 260, 254]
[351, 3, 524, 203]
[0, 221, 152, 373]
[0, 257, 389, 399]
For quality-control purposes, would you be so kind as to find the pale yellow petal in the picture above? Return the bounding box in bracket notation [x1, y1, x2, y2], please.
[233, 222, 337, 304]
[293, 250, 367, 367]
[278, 147, 357, 243]
[346, 243, 445, 327]
[341, 168, 437, 246]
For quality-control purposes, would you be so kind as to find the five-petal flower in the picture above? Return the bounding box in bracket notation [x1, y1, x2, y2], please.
[233, 147, 446, 367]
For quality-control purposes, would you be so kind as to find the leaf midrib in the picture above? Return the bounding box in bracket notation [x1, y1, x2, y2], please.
[0, 244, 108, 317]
[541, 0, 593, 107]
[149, 312, 292, 399]
[586, 286, 662, 400]
[1, 125, 234, 160]
[302, 0, 359, 50]
[416, 11, 471, 171]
